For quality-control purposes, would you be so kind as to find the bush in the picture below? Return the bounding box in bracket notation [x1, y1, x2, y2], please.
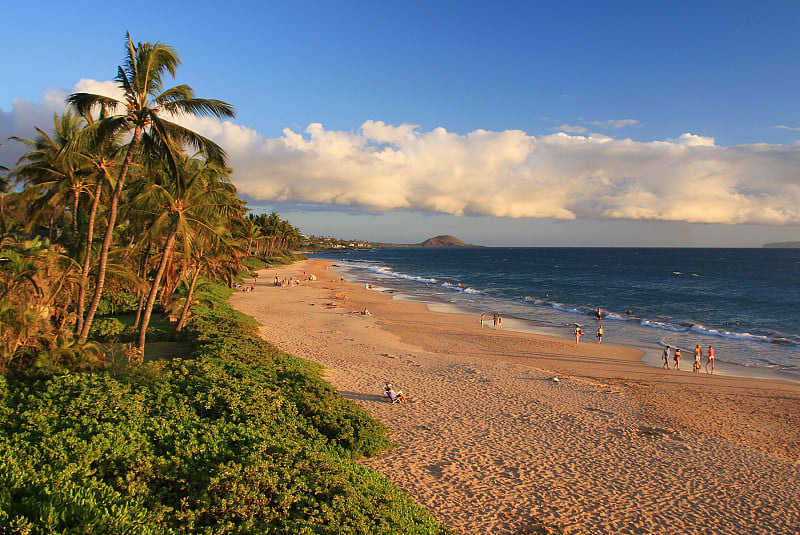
[88, 317, 126, 340]
[0, 361, 450, 534]
[0, 278, 453, 534]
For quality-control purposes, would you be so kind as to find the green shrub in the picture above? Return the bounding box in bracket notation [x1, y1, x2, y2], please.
[96, 291, 139, 316]
[88, 317, 126, 340]
[0, 361, 450, 534]
[0, 277, 452, 535]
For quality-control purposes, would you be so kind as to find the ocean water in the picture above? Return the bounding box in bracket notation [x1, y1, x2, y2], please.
[311, 247, 800, 382]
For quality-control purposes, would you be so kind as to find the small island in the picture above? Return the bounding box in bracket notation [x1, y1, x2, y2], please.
[416, 235, 479, 247]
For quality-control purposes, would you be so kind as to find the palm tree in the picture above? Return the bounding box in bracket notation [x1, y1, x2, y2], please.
[72, 110, 124, 334]
[11, 112, 91, 244]
[131, 154, 237, 358]
[67, 33, 235, 344]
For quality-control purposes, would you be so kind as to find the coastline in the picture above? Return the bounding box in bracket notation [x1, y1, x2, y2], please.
[389, 288, 800, 386]
[230, 258, 800, 534]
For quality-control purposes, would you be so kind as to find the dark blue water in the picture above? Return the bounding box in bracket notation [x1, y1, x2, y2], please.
[312, 248, 800, 380]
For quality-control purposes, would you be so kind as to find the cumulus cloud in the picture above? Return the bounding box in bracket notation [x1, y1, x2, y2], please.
[4, 80, 800, 226]
[774, 125, 800, 131]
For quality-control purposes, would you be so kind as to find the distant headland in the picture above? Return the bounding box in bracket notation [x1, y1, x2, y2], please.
[762, 241, 800, 248]
[416, 235, 479, 247]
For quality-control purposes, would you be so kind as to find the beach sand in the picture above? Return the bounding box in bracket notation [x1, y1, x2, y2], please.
[230, 259, 800, 535]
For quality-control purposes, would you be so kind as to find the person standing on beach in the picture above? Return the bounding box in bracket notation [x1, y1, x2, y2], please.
[480, 313, 486, 328]
[596, 325, 603, 344]
[496, 314, 502, 330]
[693, 345, 702, 372]
[574, 326, 583, 343]
[706, 345, 715, 373]
[663, 346, 671, 369]
[673, 347, 682, 370]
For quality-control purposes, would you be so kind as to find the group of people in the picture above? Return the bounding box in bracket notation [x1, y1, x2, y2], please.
[234, 282, 255, 292]
[573, 324, 603, 343]
[663, 344, 715, 373]
[479, 313, 503, 330]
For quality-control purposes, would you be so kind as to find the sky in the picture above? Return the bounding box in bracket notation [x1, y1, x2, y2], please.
[2, 1, 800, 247]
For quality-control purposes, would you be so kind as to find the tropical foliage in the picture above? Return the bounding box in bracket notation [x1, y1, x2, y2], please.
[0, 281, 452, 534]
[0, 34, 452, 534]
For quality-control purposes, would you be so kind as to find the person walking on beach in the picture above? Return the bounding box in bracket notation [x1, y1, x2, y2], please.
[673, 347, 682, 370]
[693, 345, 702, 372]
[574, 326, 583, 343]
[663, 346, 671, 369]
[480, 312, 486, 328]
[496, 314, 502, 330]
[706, 345, 715, 374]
[596, 325, 603, 344]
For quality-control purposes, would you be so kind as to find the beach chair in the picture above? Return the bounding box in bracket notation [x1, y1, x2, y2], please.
[384, 383, 407, 403]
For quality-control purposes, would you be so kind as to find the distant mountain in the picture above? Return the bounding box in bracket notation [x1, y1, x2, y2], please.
[762, 241, 800, 248]
[417, 235, 477, 247]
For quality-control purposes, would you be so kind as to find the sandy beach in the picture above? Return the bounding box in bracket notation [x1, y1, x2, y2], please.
[230, 259, 800, 535]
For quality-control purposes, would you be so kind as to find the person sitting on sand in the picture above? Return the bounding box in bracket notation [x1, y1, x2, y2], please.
[362, 307, 371, 315]
[384, 382, 407, 403]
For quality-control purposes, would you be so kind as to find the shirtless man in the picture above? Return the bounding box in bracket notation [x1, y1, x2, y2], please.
[596, 325, 603, 344]
[693, 345, 702, 372]
[706, 345, 715, 374]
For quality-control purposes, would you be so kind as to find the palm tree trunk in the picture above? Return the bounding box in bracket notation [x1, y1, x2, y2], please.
[174, 264, 201, 336]
[135, 232, 177, 360]
[76, 178, 104, 335]
[71, 186, 80, 245]
[79, 125, 141, 344]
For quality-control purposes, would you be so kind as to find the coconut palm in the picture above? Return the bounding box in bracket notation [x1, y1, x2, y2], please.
[130, 153, 238, 358]
[11, 112, 91, 245]
[67, 33, 235, 344]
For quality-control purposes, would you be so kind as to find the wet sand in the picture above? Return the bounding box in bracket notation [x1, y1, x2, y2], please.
[230, 258, 800, 535]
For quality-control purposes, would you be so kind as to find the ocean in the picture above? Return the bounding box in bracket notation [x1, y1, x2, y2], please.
[310, 247, 800, 383]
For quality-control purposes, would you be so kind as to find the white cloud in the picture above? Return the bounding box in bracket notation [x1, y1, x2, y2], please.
[774, 125, 800, 131]
[4, 80, 800, 226]
[590, 119, 641, 129]
[553, 124, 588, 134]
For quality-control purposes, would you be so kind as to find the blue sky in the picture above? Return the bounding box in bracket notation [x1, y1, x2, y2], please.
[2, 1, 800, 246]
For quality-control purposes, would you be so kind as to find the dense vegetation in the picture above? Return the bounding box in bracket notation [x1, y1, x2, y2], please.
[0, 282, 451, 533]
[0, 34, 452, 534]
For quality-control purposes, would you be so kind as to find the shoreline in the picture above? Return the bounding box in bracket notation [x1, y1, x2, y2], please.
[334, 260, 800, 386]
[392, 289, 800, 386]
[230, 258, 800, 534]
